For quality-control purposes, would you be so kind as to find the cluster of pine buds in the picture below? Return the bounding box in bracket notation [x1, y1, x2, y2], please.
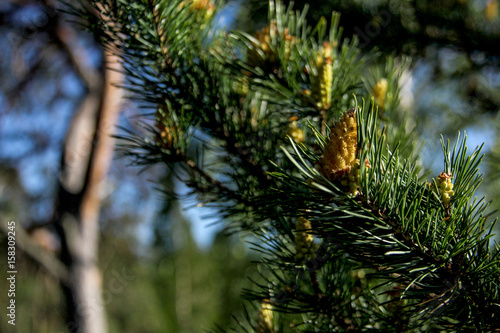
[311, 41, 333, 109]
[316, 110, 361, 195]
[256, 300, 275, 333]
[247, 21, 295, 68]
[155, 106, 176, 149]
[295, 217, 316, 261]
[179, 0, 215, 22]
[431, 172, 455, 204]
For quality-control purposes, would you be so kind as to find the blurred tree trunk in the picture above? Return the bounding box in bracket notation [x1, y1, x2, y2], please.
[0, 1, 123, 331]
[56, 29, 123, 331]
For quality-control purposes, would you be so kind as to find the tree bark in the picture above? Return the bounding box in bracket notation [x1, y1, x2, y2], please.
[0, 2, 123, 331]
[56, 38, 123, 332]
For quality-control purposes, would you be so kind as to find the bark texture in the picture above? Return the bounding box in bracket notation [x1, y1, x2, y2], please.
[56, 42, 123, 333]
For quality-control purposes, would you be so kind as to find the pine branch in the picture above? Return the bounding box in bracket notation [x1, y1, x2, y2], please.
[183, 156, 251, 205]
[264, 102, 500, 330]
[67, 0, 500, 330]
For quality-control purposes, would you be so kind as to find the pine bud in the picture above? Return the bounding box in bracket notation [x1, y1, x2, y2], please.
[180, 0, 215, 25]
[247, 22, 295, 69]
[287, 116, 304, 143]
[485, 0, 499, 22]
[256, 300, 275, 333]
[312, 42, 333, 109]
[295, 217, 316, 261]
[283, 30, 294, 62]
[430, 172, 455, 205]
[317, 109, 357, 179]
[316, 110, 365, 195]
[372, 78, 388, 109]
[248, 24, 271, 68]
[155, 106, 176, 149]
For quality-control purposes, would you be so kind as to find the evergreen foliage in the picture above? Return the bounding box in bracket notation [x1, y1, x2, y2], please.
[72, 0, 500, 331]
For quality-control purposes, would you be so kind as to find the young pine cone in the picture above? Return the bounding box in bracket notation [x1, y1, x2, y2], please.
[316, 110, 364, 195]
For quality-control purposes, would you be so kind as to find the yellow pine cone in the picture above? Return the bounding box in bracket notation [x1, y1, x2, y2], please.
[431, 172, 455, 204]
[316, 110, 365, 195]
[312, 41, 333, 109]
[372, 78, 388, 109]
[256, 300, 274, 333]
[295, 217, 316, 261]
[317, 109, 357, 179]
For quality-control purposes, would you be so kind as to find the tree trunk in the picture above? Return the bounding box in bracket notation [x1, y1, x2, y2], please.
[56, 47, 123, 333]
